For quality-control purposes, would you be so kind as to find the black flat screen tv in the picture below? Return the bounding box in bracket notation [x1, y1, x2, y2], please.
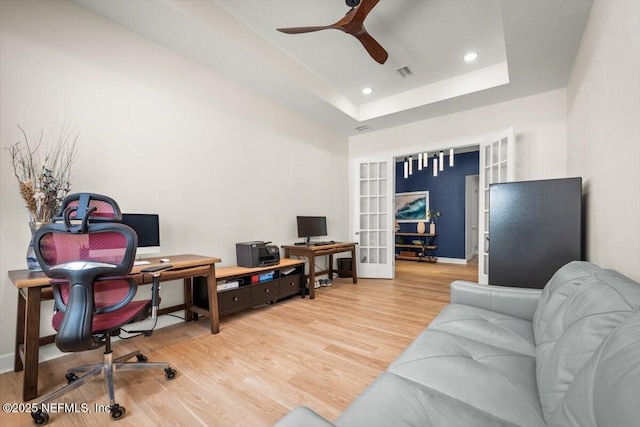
[296, 216, 327, 243]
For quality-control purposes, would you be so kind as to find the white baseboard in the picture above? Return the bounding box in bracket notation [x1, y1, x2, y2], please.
[437, 257, 469, 265]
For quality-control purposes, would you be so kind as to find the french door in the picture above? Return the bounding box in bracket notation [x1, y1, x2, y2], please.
[353, 156, 394, 279]
[478, 128, 515, 284]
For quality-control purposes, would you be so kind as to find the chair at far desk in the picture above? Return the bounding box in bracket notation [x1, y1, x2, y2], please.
[281, 242, 358, 299]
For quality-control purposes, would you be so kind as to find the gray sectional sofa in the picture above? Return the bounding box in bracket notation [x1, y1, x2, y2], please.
[274, 261, 640, 427]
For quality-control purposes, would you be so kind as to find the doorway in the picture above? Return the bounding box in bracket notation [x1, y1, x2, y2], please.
[465, 174, 480, 264]
[392, 147, 480, 271]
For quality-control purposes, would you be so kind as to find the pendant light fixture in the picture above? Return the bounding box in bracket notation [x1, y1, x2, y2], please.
[408, 156, 413, 175]
[423, 152, 428, 168]
[450, 148, 455, 167]
[433, 155, 438, 177]
[439, 151, 444, 172]
[418, 153, 423, 170]
[403, 158, 409, 179]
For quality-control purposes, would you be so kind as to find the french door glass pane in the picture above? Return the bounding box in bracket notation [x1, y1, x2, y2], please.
[360, 180, 368, 196]
[360, 232, 369, 246]
[360, 214, 368, 230]
[500, 138, 508, 161]
[379, 179, 387, 194]
[360, 248, 368, 263]
[360, 163, 368, 179]
[379, 248, 387, 264]
[379, 213, 387, 229]
[360, 197, 368, 213]
[369, 163, 378, 179]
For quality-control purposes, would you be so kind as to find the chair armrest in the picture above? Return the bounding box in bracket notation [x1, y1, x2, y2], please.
[273, 407, 336, 427]
[450, 280, 542, 321]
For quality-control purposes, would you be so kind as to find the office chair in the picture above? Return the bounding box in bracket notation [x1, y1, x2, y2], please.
[30, 193, 176, 425]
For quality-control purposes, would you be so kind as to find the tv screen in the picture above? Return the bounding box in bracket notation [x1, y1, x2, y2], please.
[121, 213, 160, 255]
[297, 216, 327, 241]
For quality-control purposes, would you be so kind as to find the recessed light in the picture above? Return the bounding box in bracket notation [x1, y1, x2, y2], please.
[464, 52, 478, 62]
[362, 87, 373, 95]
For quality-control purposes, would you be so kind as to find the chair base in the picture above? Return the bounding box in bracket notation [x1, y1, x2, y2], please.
[31, 348, 176, 425]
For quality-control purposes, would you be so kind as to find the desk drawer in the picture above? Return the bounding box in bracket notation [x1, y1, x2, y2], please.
[218, 287, 251, 314]
[251, 281, 279, 303]
[279, 274, 303, 297]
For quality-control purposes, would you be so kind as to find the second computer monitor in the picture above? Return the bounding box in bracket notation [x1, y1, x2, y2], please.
[296, 216, 327, 243]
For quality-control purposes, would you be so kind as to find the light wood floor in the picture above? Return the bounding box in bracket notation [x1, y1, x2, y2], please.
[0, 261, 477, 427]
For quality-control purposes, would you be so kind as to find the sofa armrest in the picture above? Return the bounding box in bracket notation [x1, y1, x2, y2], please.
[450, 280, 542, 321]
[273, 406, 336, 427]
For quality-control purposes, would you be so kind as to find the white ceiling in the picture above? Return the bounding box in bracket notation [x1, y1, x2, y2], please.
[71, 0, 593, 136]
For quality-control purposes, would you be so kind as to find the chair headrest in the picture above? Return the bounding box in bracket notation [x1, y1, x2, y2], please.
[53, 193, 122, 233]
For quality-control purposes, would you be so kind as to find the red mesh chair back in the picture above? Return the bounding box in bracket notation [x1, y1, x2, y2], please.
[33, 193, 142, 352]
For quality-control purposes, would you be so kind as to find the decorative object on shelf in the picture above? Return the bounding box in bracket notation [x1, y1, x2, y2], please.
[416, 221, 426, 234]
[6, 124, 80, 270]
[395, 191, 429, 222]
[427, 209, 442, 234]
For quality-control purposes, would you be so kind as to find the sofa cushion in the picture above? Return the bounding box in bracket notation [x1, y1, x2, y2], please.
[388, 329, 545, 427]
[430, 303, 536, 356]
[547, 314, 640, 427]
[335, 372, 521, 427]
[532, 261, 640, 420]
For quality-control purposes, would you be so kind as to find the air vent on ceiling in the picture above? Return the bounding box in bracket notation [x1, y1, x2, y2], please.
[396, 66, 413, 78]
[355, 125, 371, 132]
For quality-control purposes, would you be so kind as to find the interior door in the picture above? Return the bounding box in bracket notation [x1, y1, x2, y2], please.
[353, 157, 394, 279]
[465, 174, 479, 259]
[478, 128, 515, 284]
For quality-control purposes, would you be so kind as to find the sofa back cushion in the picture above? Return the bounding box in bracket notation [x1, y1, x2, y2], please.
[547, 314, 640, 427]
[532, 261, 640, 421]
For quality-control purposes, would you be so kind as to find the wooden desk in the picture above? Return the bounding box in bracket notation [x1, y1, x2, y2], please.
[281, 242, 358, 299]
[9, 254, 220, 402]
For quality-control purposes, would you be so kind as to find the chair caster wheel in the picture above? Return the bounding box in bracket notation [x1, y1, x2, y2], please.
[136, 354, 148, 362]
[31, 409, 49, 425]
[165, 367, 177, 380]
[66, 373, 79, 383]
[109, 404, 126, 420]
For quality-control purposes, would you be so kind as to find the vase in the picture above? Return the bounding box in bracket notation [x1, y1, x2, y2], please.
[26, 221, 47, 271]
[416, 221, 426, 234]
[430, 222, 436, 234]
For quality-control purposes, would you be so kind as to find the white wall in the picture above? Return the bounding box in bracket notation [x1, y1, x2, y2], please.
[567, 0, 640, 282]
[349, 89, 569, 182]
[0, 0, 348, 371]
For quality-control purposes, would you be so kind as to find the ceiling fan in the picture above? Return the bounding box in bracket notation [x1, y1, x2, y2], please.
[277, 0, 389, 64]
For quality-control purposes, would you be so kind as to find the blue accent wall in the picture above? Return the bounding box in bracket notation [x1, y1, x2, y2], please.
[396, 151, 479, 259]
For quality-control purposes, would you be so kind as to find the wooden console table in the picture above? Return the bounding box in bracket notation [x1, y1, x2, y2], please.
[395, 232, 438, 263]
[192, 258, 306, 316]
[281, 242, 358, 299]
[9, 254, 220, 402]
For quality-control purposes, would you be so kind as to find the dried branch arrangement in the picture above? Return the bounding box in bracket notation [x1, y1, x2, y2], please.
[6, 124, 80, 222]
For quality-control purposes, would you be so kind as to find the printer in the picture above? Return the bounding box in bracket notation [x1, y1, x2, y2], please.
[236, 241, 280, 268]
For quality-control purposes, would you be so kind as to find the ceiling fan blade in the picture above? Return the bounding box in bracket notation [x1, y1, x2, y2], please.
[354, 30, 388, 64]
[277, 26, 334, 34]
[352, 0, 381, 23]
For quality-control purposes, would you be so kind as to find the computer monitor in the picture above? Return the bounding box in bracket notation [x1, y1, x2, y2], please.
[121, 213, 160, 256]
[296, 216, 327, 243]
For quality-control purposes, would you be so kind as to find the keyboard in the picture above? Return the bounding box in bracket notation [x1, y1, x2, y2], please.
[308, 241, 336, 246]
